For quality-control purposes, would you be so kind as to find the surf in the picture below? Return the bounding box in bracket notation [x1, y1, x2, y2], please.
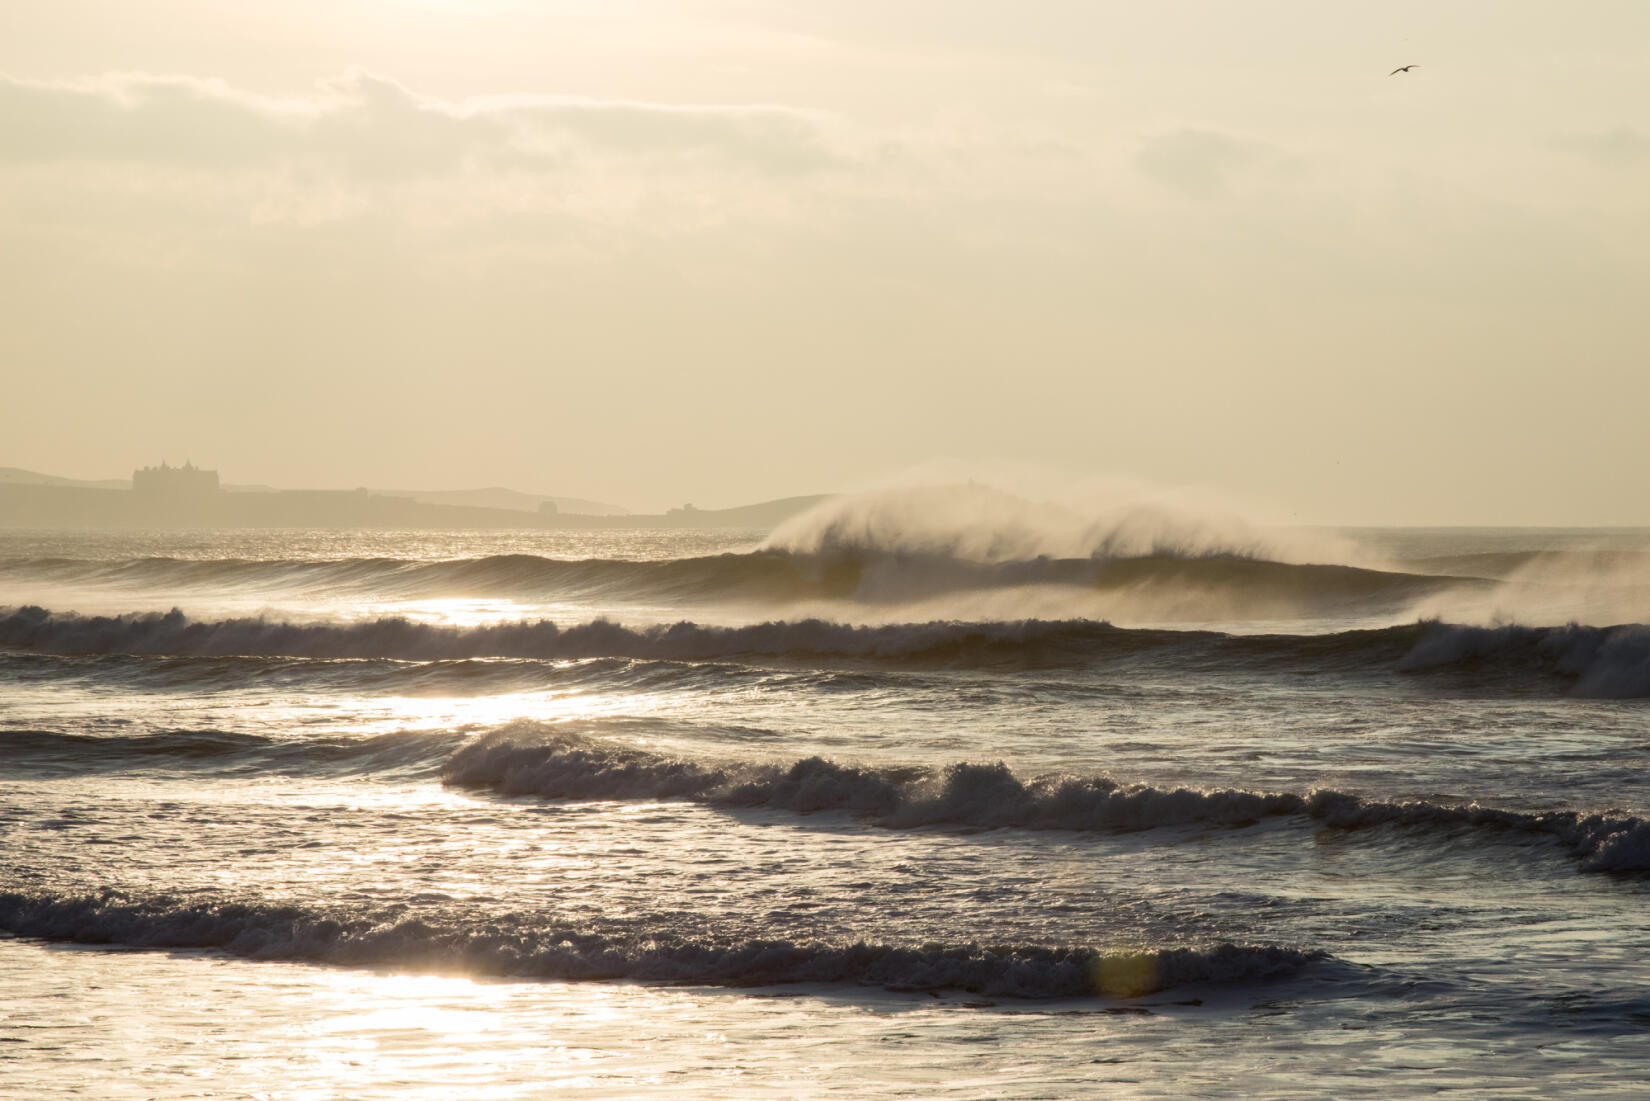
[443, 726, 1650, 872]
[5, 606, 1647, 696]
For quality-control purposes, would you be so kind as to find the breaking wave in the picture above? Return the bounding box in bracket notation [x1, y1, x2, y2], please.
[1399, 622, 1650, 698]
[444, 728, 1650, 873]
[0, 889, 1327, 999]
[4, 606, 1648, 695]
[0, 605, 1148, 664]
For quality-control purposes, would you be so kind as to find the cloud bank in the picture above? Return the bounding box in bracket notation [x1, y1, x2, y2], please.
[0, 68, 839, 170]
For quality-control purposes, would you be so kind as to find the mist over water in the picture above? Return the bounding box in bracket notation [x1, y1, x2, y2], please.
[763, 482, 1284, 561]
[4, 481, 1641, 632]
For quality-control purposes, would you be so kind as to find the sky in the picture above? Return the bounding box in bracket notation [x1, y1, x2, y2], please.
[2, 1, 1647, 522]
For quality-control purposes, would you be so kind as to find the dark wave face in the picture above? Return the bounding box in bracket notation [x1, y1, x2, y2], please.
[4, 605, 1648, 696]
[442, 728, 1650, 873]
[0, 649, 691, 698]
[0, 888, 1330, 999]
[0, 727, 465, 778]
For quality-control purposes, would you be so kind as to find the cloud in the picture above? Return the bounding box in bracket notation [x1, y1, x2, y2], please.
[1555, 126, 1650, 169]
[1134, 128, 1268, 199]
[0, 73, 302, 166]
[0, 69, 841, 179]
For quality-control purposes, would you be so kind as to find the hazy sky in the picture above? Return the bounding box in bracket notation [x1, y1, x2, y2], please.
[3, 1, 1647, 521]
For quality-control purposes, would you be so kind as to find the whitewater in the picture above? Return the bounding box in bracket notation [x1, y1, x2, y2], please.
[4, 492, 1649, 1098]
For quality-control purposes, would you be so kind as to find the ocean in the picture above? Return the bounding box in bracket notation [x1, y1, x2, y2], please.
[3, 490, 1649, 1098]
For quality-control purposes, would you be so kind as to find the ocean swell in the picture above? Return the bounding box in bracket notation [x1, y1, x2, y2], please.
[0, 889, 1324, 999]
[0, 546, 1480, 613]
[0, 727, 466, 778]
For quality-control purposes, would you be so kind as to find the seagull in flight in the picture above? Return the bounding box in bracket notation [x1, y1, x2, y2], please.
[1389, 64, 1418, 75]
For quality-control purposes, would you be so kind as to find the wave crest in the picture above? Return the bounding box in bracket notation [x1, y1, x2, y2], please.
[762, 483, 1295, 563]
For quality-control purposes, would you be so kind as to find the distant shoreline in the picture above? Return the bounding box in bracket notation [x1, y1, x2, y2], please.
[0, 483, 829, 531]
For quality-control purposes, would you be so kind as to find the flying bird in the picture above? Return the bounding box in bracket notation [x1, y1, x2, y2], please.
[1389, 64, 1418, 75]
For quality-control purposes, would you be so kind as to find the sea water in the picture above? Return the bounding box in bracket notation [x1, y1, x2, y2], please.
[3, 497, 1648, 1098]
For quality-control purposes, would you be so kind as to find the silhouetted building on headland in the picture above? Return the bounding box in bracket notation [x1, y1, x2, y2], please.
[133, 461, 220, 502]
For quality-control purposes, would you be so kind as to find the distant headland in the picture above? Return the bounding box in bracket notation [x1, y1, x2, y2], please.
[0, 465, 828, 531]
